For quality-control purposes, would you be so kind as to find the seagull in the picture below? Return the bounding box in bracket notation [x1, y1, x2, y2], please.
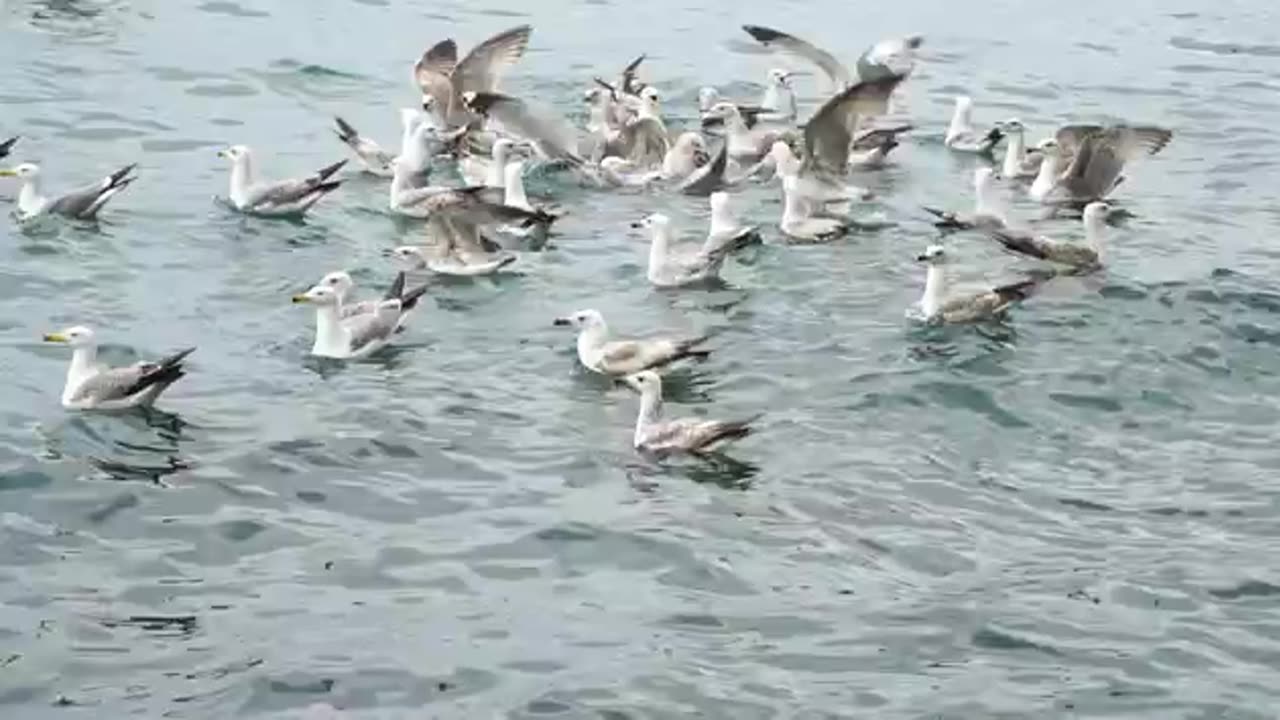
[42, 326, 194, 410]
[945, 96, 1004, 155]
[996, 119, 1045, 179]
[391, 244, 516, 276]
[0, 162, 136, 221]
[414, 25, 533, 128]
[291, 281, 423, 360]
[216, 146, 345, 217]
[913, 244, 1041, 324]
[631, 205, 757, 288]
[707, 191, 762, 249]
[552, 309, 710, 376]
[922, 167, 1007, 230]
[614, 86, 671, 168]
[0, 136, 17, 160]
[985, 200, 1109, 270]
[622, 371, 758, 456]
[1031, 124, 1173, 206]
[741, 25, 854, 91]
[389, 175, 538, 274]
[315, 270, 426, 327]
[332, 110, 438, 178]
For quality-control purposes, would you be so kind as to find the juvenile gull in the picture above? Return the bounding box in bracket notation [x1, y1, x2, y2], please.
[0, 162, 136, 221]
[291, 283, 422, 359]
[913, 244, 1040, 324]
[985, 201, 1109, 270]
[414, 25, 533, 128]
[1032, 124, 1173, 205]
[923, 167, 1007, 230]
[615, 86, 671, 168]
[217, 146, 345, 217]
[945, 96, 1004, 155]
[623, 371, 758, 455]
[552, 309, 710, 376]
[43, 326, 194, 410]
[632, 205, 757, 288]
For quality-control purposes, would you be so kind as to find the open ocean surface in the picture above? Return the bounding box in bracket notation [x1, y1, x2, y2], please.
[2, 0, 1280, 717]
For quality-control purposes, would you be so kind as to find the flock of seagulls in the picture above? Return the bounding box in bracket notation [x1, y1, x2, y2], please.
[1, 21, 1175, 459]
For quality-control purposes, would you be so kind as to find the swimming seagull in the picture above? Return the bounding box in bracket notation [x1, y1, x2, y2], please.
[315, 270, 426, 328]
[914, 244, 1041, 324]
[622, 371, 758, 456]
[463, 91, 588, 168]
[985, 201, 1109, 271]
[617, 86, 671, 168]
[1031, 124, 1173, 205]
[662, 132, 710, 181]
[945, 96, 1004, 155]
[922, 167, 1007, 230]
[0, 162, 136, 221]
[42, 326, 194, 410]
[414, 25, 533, 128]
[631, 205, 757, 288]
[552, 309, 710, 377]
[779, 174, 848, 243]
[291, 281, 424, 360]
[216, 146, 345, 217]
[0, 136, 16, 160]
[996, 119, 1045, 179]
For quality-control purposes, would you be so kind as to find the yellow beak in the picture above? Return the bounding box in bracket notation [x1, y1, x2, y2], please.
[291, 294, 310, 304]
[43, 332, 68, 343]
[0, 169, 15, 177]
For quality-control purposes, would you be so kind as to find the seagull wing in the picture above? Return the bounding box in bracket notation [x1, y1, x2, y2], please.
[742, 25, 852, 88]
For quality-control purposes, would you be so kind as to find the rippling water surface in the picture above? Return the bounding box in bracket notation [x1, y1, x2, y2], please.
[3, 0, 1280, 717]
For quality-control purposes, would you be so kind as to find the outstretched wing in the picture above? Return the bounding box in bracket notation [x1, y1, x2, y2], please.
[742, 25, 851, 88]
[466, 92, 583, 164]
[802, 75, 903, 175]
[453, 25, 533, 95]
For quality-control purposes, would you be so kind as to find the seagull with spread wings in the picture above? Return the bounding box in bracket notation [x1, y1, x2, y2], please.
[414, 25, 533, 128]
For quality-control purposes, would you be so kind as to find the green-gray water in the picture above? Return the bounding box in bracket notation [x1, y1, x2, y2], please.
[2, 0, 1280, 717]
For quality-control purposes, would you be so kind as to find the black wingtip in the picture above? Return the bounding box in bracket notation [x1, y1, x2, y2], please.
[314, 181, 343, 194]
[400, 283, 430, 311]
[384, 271, 407, 301]
[333, 117, 358, 143]
[742, 24, 783, 43]
[315, 159, 348, 181]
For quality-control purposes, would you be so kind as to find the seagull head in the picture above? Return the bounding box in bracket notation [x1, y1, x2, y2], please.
[552, 309, 605, 330]
[318, 271, 355, 298]
[915, 244, 948, 265]
[1083, 201, 1111, 225]
[998, 118, 1026, 133]
[767, 68, 793, 88]
[640, 86, 661, 106]
[629, 212, 670, 233]
[0, 162, 40, 179]
[216, 145, 250, 163]
[622, 370, 663, 396]
[389, 246, 428, 270]
[291, 285, 340, 307]
[43, 325, 95, 348]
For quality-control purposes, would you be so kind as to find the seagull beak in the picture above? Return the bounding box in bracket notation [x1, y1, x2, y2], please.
[552, 317, 571, 327]
[700, 116, 723, 128]
[628, 221, 645, 229]
[42, 332, 68, 343]
[291, 294, 311, 304]
[0, 168, 15, 177]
